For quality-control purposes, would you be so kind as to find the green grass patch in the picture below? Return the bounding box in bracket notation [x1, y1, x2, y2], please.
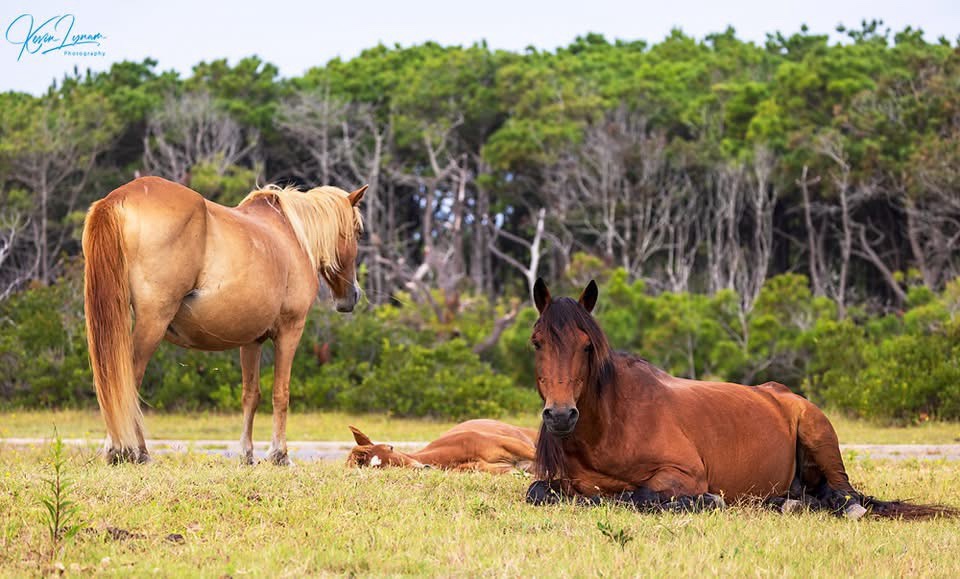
[2, 410, 959, 444]
[0, 446, 958, 576]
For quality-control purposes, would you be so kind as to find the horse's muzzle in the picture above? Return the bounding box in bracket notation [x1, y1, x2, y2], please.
[542, 405, 579, 437]
[335, 286, 361, 312]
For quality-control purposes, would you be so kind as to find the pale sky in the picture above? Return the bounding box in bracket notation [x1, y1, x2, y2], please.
[1, 0, 958, 94]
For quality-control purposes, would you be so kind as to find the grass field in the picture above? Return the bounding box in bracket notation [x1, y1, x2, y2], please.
[2, 409, 960, 444]
[0, 445, 958, 577]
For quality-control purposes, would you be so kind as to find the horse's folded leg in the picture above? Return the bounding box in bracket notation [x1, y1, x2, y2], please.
[526, 480, 564, 505]
[765, 497, 803, 514]
[662, 493, 725, 513]
[700, 493, 726, 510]
[628, 487, 664, 512]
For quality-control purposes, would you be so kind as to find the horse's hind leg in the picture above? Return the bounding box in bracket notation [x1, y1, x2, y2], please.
[239, 343, 262, 465]
[123, 300, 180, 462]
[796, 403, 867, 519]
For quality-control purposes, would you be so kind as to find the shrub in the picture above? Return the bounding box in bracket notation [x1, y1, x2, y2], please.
[338, 339, 539, 419]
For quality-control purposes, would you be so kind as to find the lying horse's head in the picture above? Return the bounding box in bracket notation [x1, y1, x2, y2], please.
[531, 279, 613, 438]
[345, 426, 426, 469]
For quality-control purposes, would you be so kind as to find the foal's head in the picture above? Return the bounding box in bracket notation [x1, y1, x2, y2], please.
[531, 279, 613, 437]
[345, 426, 426, 469]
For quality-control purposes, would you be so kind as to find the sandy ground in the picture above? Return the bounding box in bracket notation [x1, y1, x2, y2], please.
[2, 438, 960, 462]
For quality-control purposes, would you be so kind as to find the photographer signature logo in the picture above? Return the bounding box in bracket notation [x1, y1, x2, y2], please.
[5, 13, 107, 61]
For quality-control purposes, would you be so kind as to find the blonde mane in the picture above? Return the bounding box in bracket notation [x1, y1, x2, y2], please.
[240, 185, 363, 272]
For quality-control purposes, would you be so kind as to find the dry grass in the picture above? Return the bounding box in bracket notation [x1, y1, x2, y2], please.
[0, 445, 958, 577]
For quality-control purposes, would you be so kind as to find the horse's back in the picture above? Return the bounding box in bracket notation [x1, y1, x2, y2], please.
[443, 419, 537, 446]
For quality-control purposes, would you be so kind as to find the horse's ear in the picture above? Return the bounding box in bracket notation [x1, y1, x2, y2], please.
[348, 185, 368, 207]
[349, 425, 373, 446]
[533, 278, 551, 314]
[579, 280, 598, 313]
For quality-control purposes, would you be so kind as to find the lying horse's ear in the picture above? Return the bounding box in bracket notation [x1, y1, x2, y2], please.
[348, 184, 368, 207]
[533, 278, 551, 314]
[349, 425, 373, 446]
[578, 280, 598, 314]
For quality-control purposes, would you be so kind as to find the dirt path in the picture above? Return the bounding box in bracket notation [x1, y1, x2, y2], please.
[3, 438, 960, 462]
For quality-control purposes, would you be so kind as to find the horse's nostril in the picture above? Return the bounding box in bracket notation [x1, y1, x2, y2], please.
[542, 408, 553, 419]
[570, 408, 580, 420]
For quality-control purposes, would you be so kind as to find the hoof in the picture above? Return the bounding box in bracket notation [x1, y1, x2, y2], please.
[239, 451, 256, 466]
[843, 503, 868, 520]
[526, 480, 564, 505]
[780, 499, 803, 514]
[701, 493, 726, 510]
[661, 493, 725, 513]
[107, 448, 149, 465]
[266, 449, 292, 466]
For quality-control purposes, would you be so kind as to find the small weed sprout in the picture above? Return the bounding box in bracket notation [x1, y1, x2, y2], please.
[40, 429, 81, 558]
[597, 520, 633, 549]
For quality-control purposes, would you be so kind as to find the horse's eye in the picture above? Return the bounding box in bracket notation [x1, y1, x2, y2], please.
[532, 340, 542, 350]
[584, 343, 593, 353]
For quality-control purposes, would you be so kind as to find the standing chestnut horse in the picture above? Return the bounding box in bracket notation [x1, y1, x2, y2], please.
[526, 279, 956, 519]
[83, 176, 365, 465]
[346, 420, 538, 474]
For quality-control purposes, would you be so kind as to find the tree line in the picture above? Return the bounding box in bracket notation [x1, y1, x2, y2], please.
[1, 23, 960, 421]
[2, 22, 958, 314]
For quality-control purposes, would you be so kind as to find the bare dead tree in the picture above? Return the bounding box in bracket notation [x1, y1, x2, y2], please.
[277, 85, 350, 184]
[143, 92, 258, 183]
[3, 96, 116, 285]
[735, 146, 778, 314]
[798, 165, 826, 297]
[488, 207, 548, 303]
[664, 180, 700, 294]
[704, 163, 744, 294]
[815, 133, 857, 317]
[0, 210, 32, 299]
[472, 300, 521, 356]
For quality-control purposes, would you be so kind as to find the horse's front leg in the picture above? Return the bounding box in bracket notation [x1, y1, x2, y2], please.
[239, 343, 262, 465]
[634, 466, 725, 513]
[526, 480, 566, 505]
[266, 323, 304, 466]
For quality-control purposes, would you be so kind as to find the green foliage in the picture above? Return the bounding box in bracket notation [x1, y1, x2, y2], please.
[0, 267, 92, 407]
[40, 429, 81, 558]
[810, 290, 960, 422]
[597, 520, 634, 549]
[338, 339, 537, 419]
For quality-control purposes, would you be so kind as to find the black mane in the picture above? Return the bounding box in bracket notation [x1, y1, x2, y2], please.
[533, 297, 615, 481]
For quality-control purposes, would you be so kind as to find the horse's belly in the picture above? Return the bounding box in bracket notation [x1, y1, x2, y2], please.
[165, 291, 280, 350]
[706, 447, 795, 500]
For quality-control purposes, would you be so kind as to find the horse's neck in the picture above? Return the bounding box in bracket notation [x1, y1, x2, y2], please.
[576, 356, 663, 444]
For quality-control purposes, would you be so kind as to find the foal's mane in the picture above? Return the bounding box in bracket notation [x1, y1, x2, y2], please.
[533, 297, 616, 481]
[240, 185, 363, 272]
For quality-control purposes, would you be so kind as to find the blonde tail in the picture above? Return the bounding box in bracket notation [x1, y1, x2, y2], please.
[82, 199, 143, 461]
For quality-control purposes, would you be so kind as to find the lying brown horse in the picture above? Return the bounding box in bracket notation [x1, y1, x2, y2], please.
[347, 420, 538, 474]
[526, 279, 956, 519]
[83, 176, 365, 464]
